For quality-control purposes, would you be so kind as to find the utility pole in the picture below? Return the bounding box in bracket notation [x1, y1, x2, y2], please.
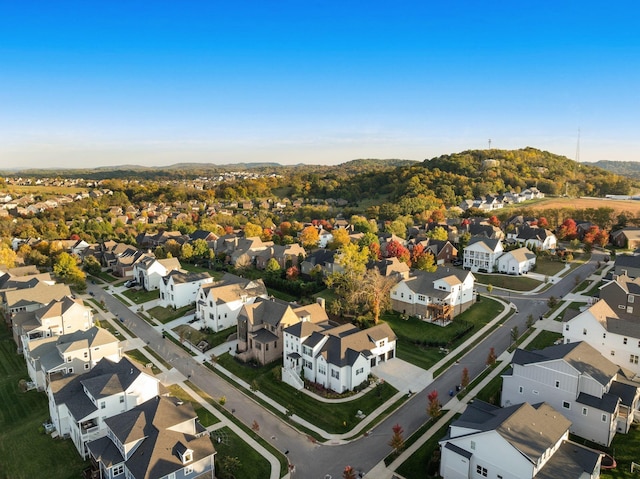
[488, 138, 492, 149]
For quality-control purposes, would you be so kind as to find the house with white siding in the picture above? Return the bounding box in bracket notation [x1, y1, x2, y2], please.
[282, 321, 396, 393]
[132, 254, 182, 290]
[439, 400, 602, 479]
[495, 247, 536, 275]
[23, 326, 121, 390]
[195, 273, 268, 332]
[87, 396, 215, 479]
[47, 357, 160, 458]
[158, 270, 213, 309]
[390, 269, 475, 324]
[463, 237, 504, 273]
[563, 299, 640, 378]
[501, 341, 640, 446]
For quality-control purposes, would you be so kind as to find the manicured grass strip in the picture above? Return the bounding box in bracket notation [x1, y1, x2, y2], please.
[211, 427, 272, 479]
[143, 345, 172, 369]
[114, 293, 133, 305]
[164, 332, 198, 356]
[394, 416, 459, 478]
[186, 381, 289, 478]
[216, 354, 397, 434]
[396, 341, 442, 370]
[90, 271, 118, 283]
[474, 272, 541, 291]
[166, 385, 220, 428]
[525, 330, 562, 351]
[124, 349, 162, 374]
[456, 362, 502, 401]
[148, 304, 195, 323]
[0, 323, 88, 479]
[474, 374, 503, 406]
[122, 288, 160, 304]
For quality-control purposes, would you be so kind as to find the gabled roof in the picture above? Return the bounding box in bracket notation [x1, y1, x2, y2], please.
[200, 273, 267, 304]
[466, 236, 502, 252]
[4, 282, 71, 309]
[163, 270, 211, 286]
[314, 322, 396, 368]
[397, 268, 473, 296]
[500, 247, 536, 263]
[239, 297, 298, 328]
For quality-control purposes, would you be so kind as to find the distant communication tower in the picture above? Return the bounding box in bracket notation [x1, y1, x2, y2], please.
[488, 138, 492, 149]
[575, 128, 581, 163]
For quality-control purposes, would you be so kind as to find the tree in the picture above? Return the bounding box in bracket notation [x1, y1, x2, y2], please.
[328, 227, 350, 250]
[180, 242, 194, 261]
[486, 347, 497, 366]
[426, 226, 448, 241]
[388, 423, 405, 453]
[164, 239, 181, 258]
[343, 466, 357, 479]
[0, 243, 17, 269]
[413, 247, 437, 272]
[486, 284, 493, 295]
[510, 326, 519, 344]
[265, 257, 281, 274]
[526, 314, 535, 329]
[557, 218, 578, 240]
[385, 239, 410, 264]
[286, 266, 299, 281]
[54, 252, 86, 289]
[352, 268, 397, 324]
[299, 226, 320, 249]
[244, 221, 263, 238]
[461, 367, 470, 389]
[83, 255, 102, 276]
[385, 219, 407, 238]
[191, 238, 210, 258]
[427, 390, 441, 418]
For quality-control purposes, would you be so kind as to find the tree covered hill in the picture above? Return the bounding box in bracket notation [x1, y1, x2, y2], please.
[590, 160, 640, 180]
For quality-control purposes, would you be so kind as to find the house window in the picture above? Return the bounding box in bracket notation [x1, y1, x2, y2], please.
[583, 328, 587, 335]
[562, 401, 570, 409]
[518, 386, 523, 394]
[565, 324, 569, 331]
[356, 367, 364, 375]
[555, 380, 560, 388]
[611, 350, 616, 356]
[84, 363, 90, 370]
[83, 351, 88, 359]
[185, 465, 193, 475]
[331, 369, 340, 379]
[629, 295, 635, 303]
[400, 293, 404, 298]
[304, 360, 312, 369]
[631, 355, 639, 364]
[418, 294, 426, 302]
[66, 356, 72, 363]
[602, 414, 607, 422]
[603, 333, 607, 339]
[318, 364, 326, 375]
[380, 340, 385, 347]
[624, 337, 628, 345]
[618, 305, 626, 310]
[68, 367, 74, 374]
[183, 450, 193, 463]
[470, 440, 476, 450]
[582, 407, 588, 416]
[168, 473, 175, 479]
[101, 401, 106, 409]
[112, 464, 124, 476]
[627, 306, 634, 314]
[476, 465, 487, 477]
[120, 395, 125, 403]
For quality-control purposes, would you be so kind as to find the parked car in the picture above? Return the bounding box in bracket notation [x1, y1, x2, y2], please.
[124, 280, 138, 288]
[452, 259, 463, 266]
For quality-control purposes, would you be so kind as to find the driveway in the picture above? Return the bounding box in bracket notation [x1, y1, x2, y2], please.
[373, 358, 432, 394]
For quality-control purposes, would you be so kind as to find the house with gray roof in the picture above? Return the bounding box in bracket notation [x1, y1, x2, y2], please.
[390, 268, 475, 324]
[87, 395, 215, 479]
[47, 357, 160, 458]
[23, 326, 121, 390]
[463, 236, 504, 273]
[495, 246, 536, 275]
[614, 254, 640, 279]
[282, 320, 396, 393]
[439, 400, 602, 479]
[598, 272, 640, 319]
[501, 341, 640, 446]
[2, 281, 71, 319]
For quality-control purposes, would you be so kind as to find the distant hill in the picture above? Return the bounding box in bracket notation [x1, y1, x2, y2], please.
[589, 160, 640, 180]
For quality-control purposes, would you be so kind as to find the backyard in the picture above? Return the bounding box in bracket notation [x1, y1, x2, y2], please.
[0, 323, 87, 479]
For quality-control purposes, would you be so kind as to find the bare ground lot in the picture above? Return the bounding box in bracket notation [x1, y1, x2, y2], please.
[527, 197, 640, 215]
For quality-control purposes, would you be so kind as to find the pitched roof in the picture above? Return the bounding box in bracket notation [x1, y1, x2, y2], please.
[466, 236, 502, 252]
[200, 273, 267, 304]
[4, 282, 71, 309]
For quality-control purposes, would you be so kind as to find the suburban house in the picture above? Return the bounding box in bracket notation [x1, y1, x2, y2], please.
[282, 321, 396, 393]
[368, 257, 410, 280]
[97, 242, 148, 278]
[438, 400, 602, 479]
[513, 226, 557, 251]
[424, 239, 459, 265]
[317, 228, 334, 248]
[136, 230, 189, 249]
[158, 270, 213, 309]
[23, 326, 121, 390]
[87, 395, 215, 479]
[463, 237, 504, 273]
[254, 243, 306, 270]
[390, 268, 476, 324]
[132, 254, 182, 291]
[300, 249, 343, 278]
[598, 273, 640, 319]
[611, 227, 640, 249]
[501, 341, 640, 446]
[495, 247, 536, 275]
[236, 297, 328, 366]
[12, 295, 93, 353]
[563, 299, 640, 378]
[2, 282, 71, 318]
[614, 254, 640, 279]
[195, 273, 268, 332]
[47, 357, 160, 458]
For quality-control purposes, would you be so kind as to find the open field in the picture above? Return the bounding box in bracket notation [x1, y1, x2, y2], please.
[3, 185, 86, 196]
[526, 196, 640, 216]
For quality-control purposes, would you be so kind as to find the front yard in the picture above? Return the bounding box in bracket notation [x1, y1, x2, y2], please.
[172, 325, 236, 352]
[0, 323, 87, 479]
[215, 354, 397, 435]
[148, 304, 195, 323]
[121, 287, 160, 304]
[473, 272, 541, 291]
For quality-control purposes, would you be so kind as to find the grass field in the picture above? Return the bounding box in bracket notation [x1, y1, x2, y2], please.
[0, 323, 87, 479]
[528, 196, 640, 216]
[148, 304, 195, 323]
[122, 288, 160, 304]
[473, 272, 541, 291]
[124, 349, 162, 374]
[211, 426, 272, 479]
[524, 330, 563, 351]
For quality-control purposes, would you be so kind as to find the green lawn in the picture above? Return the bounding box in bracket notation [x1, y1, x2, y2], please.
[216, 354, 397, 434]
[525, 331, 563, 351]
[384, 297, 504, 370]
[0, 323, 87, 479]
[166, 385, 220, 428]
[474, 374, 503, 406]
[211, 426, 272, 479]
[172, 325, 236, 352]
[600, 423, 640, 479]
[533, 257, 567, 276]
[148, 304, 195, 323]
[474, 272, 542, 291]
[266, 288, 297, 302]
[122, 288, 160, 304]
[89, 271, 119, 283]
[124, 349, 161, 374]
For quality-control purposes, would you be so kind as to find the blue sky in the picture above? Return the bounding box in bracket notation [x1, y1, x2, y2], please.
[1, 1, 638, 169]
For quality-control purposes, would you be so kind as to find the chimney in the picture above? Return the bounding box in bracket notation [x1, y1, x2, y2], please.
[317, 297, 326, 310]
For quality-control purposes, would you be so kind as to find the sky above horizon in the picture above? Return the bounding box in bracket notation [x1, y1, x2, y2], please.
[1, 1, 638, 169]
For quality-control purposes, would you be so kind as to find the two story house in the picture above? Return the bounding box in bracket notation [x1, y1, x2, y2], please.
[87, 396, 215, 479]
[439, 400, 602, 479]
[132, 254, 182, 291]
[158, 270, 213, 309]
[195, 273, 268, 332]
[390, 269, 475, 324]
[501, 341, 639, 446]
[495, 247, 536, 275]
[463, 237, 504, 273]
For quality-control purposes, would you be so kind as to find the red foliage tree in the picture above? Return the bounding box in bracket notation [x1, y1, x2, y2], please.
[286, 266, 299, 281]
[385, 239, 411, 265]
[557, 218, 578, 240]
[427, 390, 441, 418]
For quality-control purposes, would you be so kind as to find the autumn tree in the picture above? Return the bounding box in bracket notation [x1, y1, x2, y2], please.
[412, 245, 437, 272]
[426, 226, 448, 241]
[557, 218, 578, 240]
[352, 268, 397, 324]
[328, 227, 351, 250]
[286, 266, 299, 281]
[343, 466, 357, 479]
[388, 423, 405, 453]
[83, 255, 102, 276]
[265, 257, 281, 274]
[180, 242, 194, 261]
[385, 239, 410, 264]
[244, 221, 263, 238]
[486, 347, 497, 366]
[164, 239, 181, 258]
[54, 252, 86, 286]
[299, 226, 320, 249]
[461, 367, 470, 389]
[0, 243, 18, 269]
[427, 390, 441, 418]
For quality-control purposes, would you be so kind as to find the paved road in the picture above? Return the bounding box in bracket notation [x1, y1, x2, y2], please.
[88, 253, 604, 479]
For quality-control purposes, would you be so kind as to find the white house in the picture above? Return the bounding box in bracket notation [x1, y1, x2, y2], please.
[317, 228, 334, 248]
[23, 326, 121, 390]
[131, 254, 181, 290]
[563, 299, 640, 378]
[87, 396, 215, 479]
[439, 400, 602, 479]
[514, 226, 557, 251]
[12, 295, 93, 353]
[501, 341, 640, 446]
[495, 247, 536, 275]
[463, 237, 504, 273]
[47, 357, 160, 458]
[390, 269, 475, 324]
[282, 322, 396, 393]
[158, 270, 213, 309]
[195, 273, 268, 332]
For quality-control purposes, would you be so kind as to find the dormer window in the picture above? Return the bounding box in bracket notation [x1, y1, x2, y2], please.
[180, 449, 193, 464]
